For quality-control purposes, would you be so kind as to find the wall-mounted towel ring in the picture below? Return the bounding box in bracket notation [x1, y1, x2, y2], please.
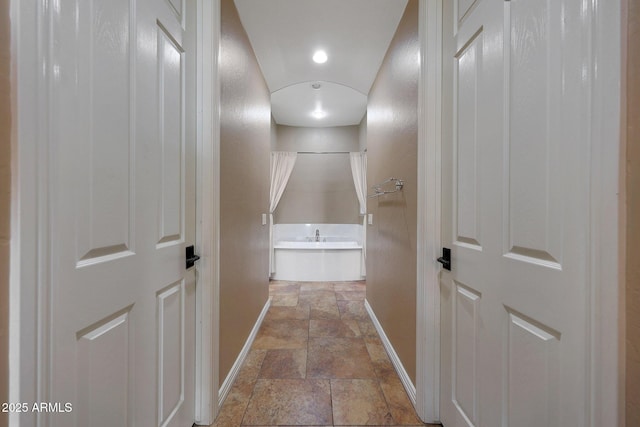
[368, 177, 404, 198]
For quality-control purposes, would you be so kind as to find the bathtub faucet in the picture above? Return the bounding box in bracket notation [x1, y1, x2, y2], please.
[315, 229, 320, 242]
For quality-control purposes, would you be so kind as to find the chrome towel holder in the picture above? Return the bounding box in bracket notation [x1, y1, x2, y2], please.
[368, 177, 404, 198]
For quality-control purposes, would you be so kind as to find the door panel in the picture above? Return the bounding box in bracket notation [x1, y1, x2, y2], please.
[504, 310, 560, 426]
[453, 282, 480, 425]
[76, 309, 132, 426]
[440, 0, 592, 426]
[64, 0, 135, 266]
[158, 281, 185, 425]
[157, 23, 185, 246]
[504, 0, 564, 268]
[167, 0, 184, 21]
[454, 29, 483, 249]
[456, 0, 479, 26]
[49, 0, 196, 426]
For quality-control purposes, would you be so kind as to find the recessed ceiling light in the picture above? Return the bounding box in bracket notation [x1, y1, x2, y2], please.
[312, 110, 326, 119]
[312, 50, 328, 64]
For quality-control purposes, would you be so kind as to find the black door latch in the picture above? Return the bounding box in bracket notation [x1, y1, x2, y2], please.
[437, 247, 451, 271]
[186, 245, 201, 269]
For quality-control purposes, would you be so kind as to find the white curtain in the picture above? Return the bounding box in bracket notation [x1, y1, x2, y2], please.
[269, 152, 297, 274]
[350, 152, 367, 214]
[350, 152, 367, 276]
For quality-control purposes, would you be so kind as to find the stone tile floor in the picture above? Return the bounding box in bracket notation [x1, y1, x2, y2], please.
[210, 281, 440, 427]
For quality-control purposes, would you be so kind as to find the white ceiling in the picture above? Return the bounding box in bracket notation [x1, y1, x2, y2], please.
[234, 0, 408, 128]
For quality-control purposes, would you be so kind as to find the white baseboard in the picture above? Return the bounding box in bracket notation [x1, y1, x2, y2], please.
[218, 297, 271, 407]
[364, 299, 417, 405]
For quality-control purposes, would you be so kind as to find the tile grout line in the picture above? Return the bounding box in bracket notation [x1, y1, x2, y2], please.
[329, 282, 336, 427]
[237, 346, 267, 426]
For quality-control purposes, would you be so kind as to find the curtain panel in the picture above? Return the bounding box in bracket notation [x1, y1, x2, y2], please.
[269, 152, 298, 274]
[350, 152, 367, 276]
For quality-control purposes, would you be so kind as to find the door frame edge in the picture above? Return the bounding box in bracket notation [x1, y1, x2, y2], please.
[416, 0, 443, 423]
[9, 0, 52, 424]
[589, 0, 623, 424]
[195, 0, 221, 423]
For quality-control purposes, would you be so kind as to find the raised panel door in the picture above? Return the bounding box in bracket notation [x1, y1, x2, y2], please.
[440, 0, 593, 425]
[48, 0, 196, 425]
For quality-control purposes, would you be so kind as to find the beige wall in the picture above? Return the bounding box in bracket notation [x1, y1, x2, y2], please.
[0, 0, 10, 424]
[270, 116, 277, 150]
[275, 125, 360, 152]
[626, 0, 640, 423]
[274, 125, 360, 224]
[365, 0, 418, 383]
[219, 0, 271, 385]
[358, 114, 367, 153]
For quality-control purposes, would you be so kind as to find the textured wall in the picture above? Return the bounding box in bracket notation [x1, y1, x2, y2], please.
[0, 0, 10, 424]
[274, 125, 360, 152]
[365, 0, 418, 383]
[274, 125, 360, 224]
[219, 0, 271, 385]
[626, 0, 640, 423]
[270, 116, 277, 150]
[358, 114, 367, 153]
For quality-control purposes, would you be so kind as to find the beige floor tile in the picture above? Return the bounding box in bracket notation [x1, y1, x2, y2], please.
[307, 300, 341, 320]
[253, 319, 309, 350]
[268, 280, 294, 285]
[298, 291, 337, 306]
[379, 376, 424, 425]
[271, 294, 299, 307]
[258, 349, 307, 379]
[300, 282, 334, 292]
[213, 383, 254, 426]
[265, 304, 310, 321]
[307, 338, 376, 379]
[358, 319, 380, 337]
[372, 358, 398, 383]
[333, 281, 366, 292]
[335, 290, 366, 301]
[364, 336, 391, 362]
[309, 319, 361, 338]
[212, 280, 434, 427]
[234, 349, 268, 389]
[212, 401, 247, 426]
[242, 379, 332, 426]
[269, 282, 300, 294]
[337, 300, 368, 320]
[331, 379, 394, 425]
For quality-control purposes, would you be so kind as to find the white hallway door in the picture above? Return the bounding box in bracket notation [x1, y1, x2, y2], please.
[49, 0, 196, 425]
[440, 0, 594, 426]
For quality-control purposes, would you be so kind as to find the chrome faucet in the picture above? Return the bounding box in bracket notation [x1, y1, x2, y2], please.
[315, 229, 320, 242]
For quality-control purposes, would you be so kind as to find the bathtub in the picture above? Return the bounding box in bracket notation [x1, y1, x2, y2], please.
[272, 224, 364, 281]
